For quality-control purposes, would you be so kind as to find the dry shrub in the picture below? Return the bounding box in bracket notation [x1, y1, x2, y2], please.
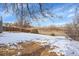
[65, 24, 79, 41]
[50, 33, 55, 36]
[31, 29, 39, 34]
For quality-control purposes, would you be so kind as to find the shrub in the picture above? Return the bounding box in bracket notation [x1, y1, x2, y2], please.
[65, 24, 79, 41]
[51, 33, 55, 36]
[0, 27, 3, 33]
[31, 29, 39, 34]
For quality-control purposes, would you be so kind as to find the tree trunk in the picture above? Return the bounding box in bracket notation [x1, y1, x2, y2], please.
[0, 16, 3, 33]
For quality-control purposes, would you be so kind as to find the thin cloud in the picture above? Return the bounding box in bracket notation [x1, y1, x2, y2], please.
[67, 13, 74, 18]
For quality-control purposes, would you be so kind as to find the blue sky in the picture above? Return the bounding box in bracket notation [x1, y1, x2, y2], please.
[0, 3, 79, 26]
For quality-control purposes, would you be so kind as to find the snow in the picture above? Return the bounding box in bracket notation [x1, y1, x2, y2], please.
[0, 32, 79, 56]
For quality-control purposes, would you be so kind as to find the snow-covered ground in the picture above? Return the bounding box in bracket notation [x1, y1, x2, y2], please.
[0, 32, 79, 56]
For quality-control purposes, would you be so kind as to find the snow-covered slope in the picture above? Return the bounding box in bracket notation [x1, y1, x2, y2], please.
[0, 32, 79, 56]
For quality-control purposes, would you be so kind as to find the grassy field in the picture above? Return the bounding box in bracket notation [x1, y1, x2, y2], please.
[38, 30, 66, 36]
[3, 26, 66, 36]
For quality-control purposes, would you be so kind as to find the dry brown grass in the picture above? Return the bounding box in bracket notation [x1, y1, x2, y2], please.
[0, 41, 64, 56]
[38, 30, 66, 36]
[3, 26, 66, 36]
[0, 48, 18, 56]
[19, 42, 43, 55]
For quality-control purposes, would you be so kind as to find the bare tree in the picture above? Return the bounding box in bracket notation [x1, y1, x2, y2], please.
[2, 3, 62, 27]
[65, 7, 79, 41]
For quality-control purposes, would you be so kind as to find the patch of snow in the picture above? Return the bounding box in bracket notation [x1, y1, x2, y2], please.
[49, 39, 79, 56]
[0, 32, 79, 56]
